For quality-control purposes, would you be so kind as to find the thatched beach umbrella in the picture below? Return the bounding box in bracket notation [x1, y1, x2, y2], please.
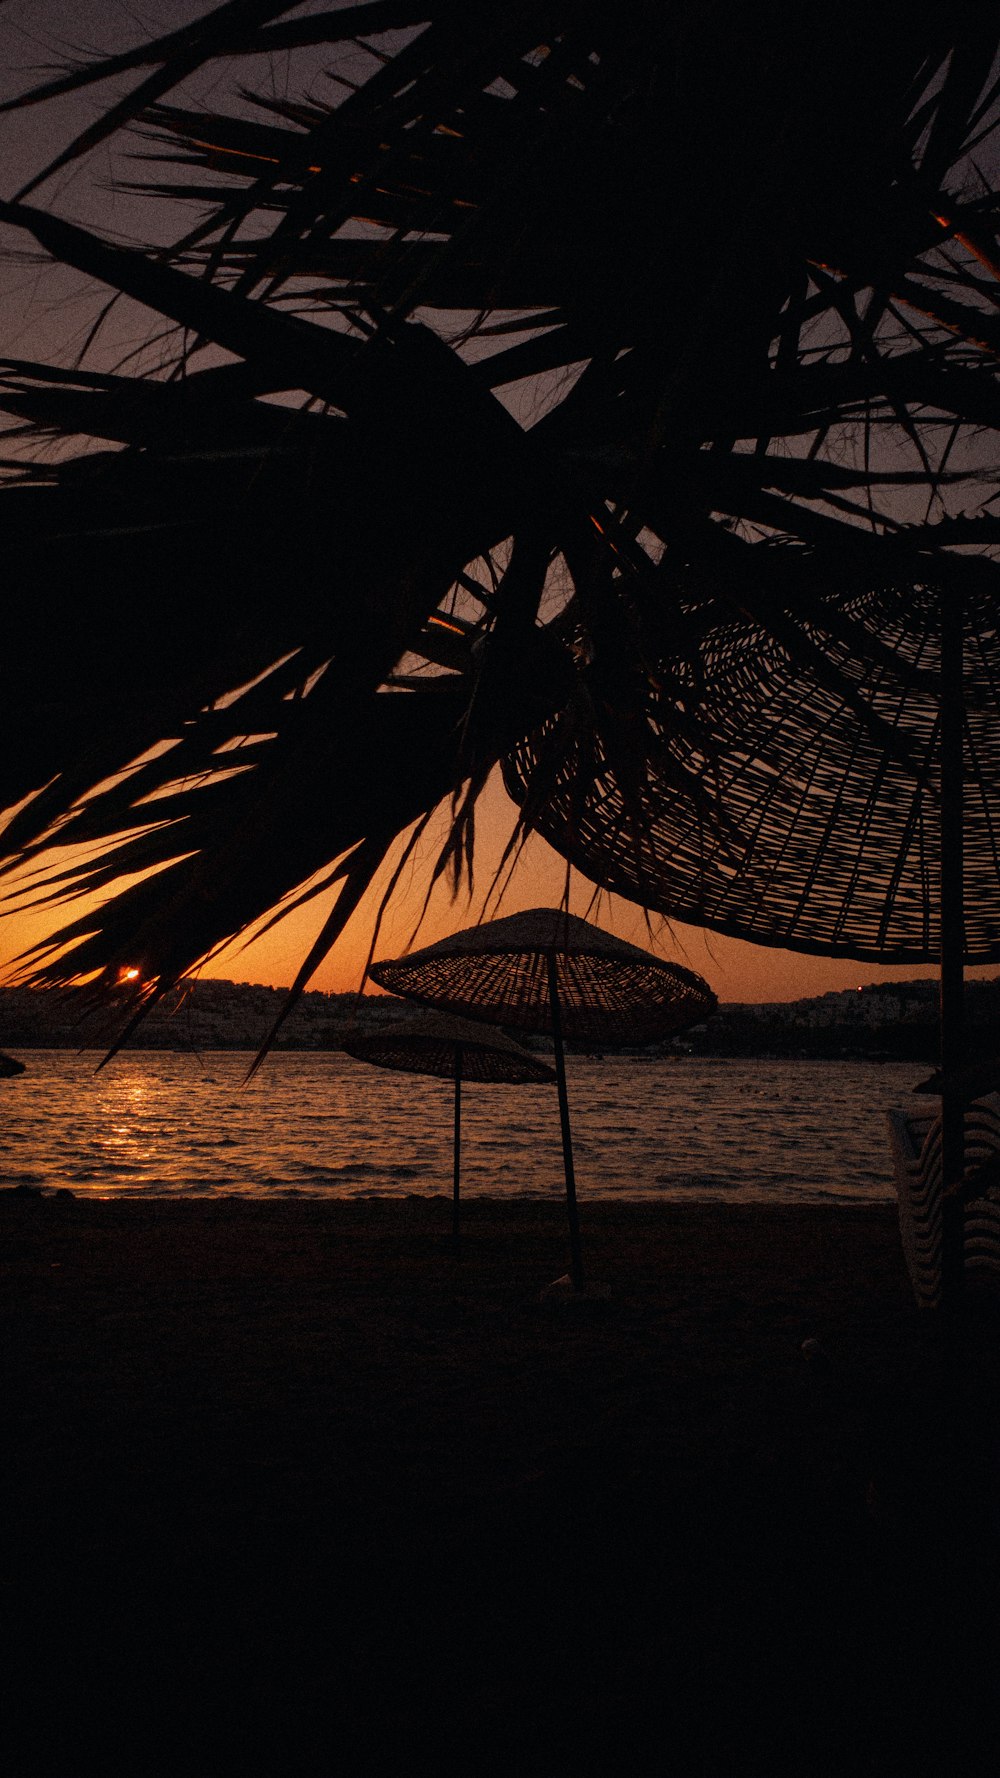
[504, 571, 1000, 1301]
[368, 909, 716, 1290]
[342, 1010, 555, 1240]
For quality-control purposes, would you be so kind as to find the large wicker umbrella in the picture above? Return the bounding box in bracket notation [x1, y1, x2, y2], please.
[503, 574, 1000, 1301]
[342, 1011, 555, 1240]
[368, 909, 716, 1289]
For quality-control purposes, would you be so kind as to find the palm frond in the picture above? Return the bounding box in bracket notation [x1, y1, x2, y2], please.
[1, 6, 999, 1038]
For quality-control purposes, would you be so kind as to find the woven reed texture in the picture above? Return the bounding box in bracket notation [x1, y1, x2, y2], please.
[503, 584, 1000, 964]
[342, 1011, 555, 1084]
[367, 909, 716, 1044]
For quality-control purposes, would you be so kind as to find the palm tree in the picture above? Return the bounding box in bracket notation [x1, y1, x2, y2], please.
[0, 6, 998, 1046]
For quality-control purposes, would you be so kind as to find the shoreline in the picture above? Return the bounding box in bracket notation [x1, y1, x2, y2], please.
[4, 1196, 999, 1771]
[5, 1182, 897, 1202]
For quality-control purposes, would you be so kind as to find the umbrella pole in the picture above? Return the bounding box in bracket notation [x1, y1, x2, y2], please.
[546, 952, 584, 1291]
[939, 593, 966, 1309]
[452, 1044, 462, 1245]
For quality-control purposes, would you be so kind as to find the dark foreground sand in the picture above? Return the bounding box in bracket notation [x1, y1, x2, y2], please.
[3, 1195, 999, 1775]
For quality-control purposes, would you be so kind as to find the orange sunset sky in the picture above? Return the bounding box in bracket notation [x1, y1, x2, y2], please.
[2, 766, 992, 1006]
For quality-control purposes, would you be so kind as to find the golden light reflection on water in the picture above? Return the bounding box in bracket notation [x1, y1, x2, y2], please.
[93, 1073, 159, 1183]
[0, 1050, 913, 1202]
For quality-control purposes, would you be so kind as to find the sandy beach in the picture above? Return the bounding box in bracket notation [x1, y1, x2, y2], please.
[3, 1194, 999, 1775]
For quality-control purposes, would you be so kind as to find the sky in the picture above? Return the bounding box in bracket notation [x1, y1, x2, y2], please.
[3, 763, 987, 1006]
[0, 4, 996, 1005]
[193, 777, 997, 1005]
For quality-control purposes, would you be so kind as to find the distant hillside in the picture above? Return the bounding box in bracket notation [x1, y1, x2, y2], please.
[1, 972, 997, 1059]
[0, 978, 405, 1053]
[688, 976, 1000, 1062]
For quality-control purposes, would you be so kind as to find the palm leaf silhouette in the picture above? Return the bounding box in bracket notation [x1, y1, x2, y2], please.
[0, 7, 998, 1036]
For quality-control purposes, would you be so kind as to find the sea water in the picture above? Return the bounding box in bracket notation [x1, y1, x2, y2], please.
[0, 1050, 920, 1202]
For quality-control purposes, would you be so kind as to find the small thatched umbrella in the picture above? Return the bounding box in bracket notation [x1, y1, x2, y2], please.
[368, 909, 716, 1290]
[342, 1010, 555, 1240]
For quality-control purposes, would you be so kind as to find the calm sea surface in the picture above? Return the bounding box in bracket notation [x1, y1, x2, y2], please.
[0, 1050, 921, 1203]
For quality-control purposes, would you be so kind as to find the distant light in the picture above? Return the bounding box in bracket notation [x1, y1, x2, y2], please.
[120, 967, 141, 984]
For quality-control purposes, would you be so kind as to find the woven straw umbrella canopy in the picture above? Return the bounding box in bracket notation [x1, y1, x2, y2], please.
[343, 1011, 555, 1239]
[369, 909, 716, 1288]
[504, 583, 1000, 963]
[368, 909, 716, 1043]
[503, 576, 1000, 1301]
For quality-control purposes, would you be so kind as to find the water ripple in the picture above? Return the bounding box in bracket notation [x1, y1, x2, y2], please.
[0, 1050, 922, 1204]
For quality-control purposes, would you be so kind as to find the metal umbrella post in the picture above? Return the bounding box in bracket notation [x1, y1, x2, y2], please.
[452, 1043, 463, 1244]
[546, 950, 584, 1291]
[939, 592, 966, 1307]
